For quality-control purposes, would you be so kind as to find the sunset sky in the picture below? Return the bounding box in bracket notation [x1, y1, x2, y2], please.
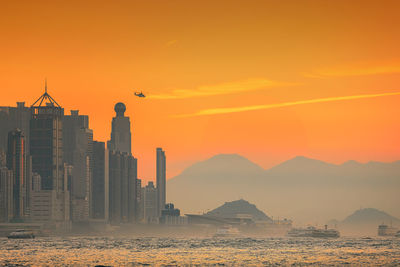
[1, 0, 400, 181]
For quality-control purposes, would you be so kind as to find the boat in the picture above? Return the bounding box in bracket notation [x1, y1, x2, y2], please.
[395, 231, 400, 238]
[378, 224, 398, 236]
[213, 225, 241, 238]
[7, 229, 35, 239]
[287, 225, 339, 238]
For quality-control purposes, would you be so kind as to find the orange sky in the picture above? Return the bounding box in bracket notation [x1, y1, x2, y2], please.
[1, 0, 400, 181]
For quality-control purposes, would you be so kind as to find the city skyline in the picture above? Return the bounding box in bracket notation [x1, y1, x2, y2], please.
[1, 1, 400, 181]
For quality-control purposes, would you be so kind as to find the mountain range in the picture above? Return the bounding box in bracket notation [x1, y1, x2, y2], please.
[167, 154, 400, 224]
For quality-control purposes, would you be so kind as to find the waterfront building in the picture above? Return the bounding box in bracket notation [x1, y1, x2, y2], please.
[142, 181, 158, 223]
[29, 85, 70, 227]
[108, 150, 137, 224]
[156, 148, 166, 216]
[107, 103, 137, 224]
[0, 167, 13, 222]
[63, 110, 93, 221]
[7, 129, 27, 220]
[92, 141, 109, 221]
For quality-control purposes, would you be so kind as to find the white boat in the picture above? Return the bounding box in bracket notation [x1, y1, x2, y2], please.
[213, 226, 241, 238]
[287, 225, 339, 238]
[7, 229, 35, 239]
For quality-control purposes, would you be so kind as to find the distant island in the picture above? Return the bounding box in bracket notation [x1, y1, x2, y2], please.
[206, 199, 272, 221]
[167, 153, 400, 224]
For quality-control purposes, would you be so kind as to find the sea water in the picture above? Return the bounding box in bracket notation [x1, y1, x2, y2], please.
[1, 236, 399, 266]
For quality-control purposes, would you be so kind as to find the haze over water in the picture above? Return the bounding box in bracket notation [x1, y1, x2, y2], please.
[1, 236, 400, 266]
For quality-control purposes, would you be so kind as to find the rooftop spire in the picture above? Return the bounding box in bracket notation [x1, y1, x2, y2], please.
[31, 79, 62, 108]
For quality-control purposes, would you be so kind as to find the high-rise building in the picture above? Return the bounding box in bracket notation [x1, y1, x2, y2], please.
[92, 141, 109, 221]
[63, 110, 93, 221]
[6, 129, 27, 220]
[0, 166, 13, 222]
[0, 102, 31, 156]
[136, 178, 142, 221]
[107, 102, 137, 224]
[156, 148, 166, 217]
[0, 149, 6, 166]
[30, 87, 64, 191]
[142, 181, 158, 223]
[29, 85, 70, 227]
[107, 103, 131, 154]
[108, 150, 137, 224]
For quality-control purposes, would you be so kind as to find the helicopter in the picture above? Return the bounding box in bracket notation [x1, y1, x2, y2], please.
[134, 91, 146, 98]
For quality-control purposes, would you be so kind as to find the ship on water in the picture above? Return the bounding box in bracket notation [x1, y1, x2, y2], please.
[213, 225, 241, 238]
[287, 225, 340, 238]
[7, 229, 35, 239]
[378, 224, 398, 236]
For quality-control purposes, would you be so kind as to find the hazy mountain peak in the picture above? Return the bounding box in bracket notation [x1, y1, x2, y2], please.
[341, 160, 362, 166]
[175, 153, 265, 178]
[342, 208, 400, 225]
[207, 199, 272, 221]
[267, 155, 335, 173]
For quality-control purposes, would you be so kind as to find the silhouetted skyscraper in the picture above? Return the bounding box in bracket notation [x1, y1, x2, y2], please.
[142, 181, 157, 223]
[107, 102, 137, 224]
[0, 102, 30, 156]
[0, 166, 13, 222]
[92, 141, 109, 220]
[30, 87, 64, 191]
[29, 85, 70, 227]
[108, 150, 137, 224]
[7, 129, 27, 220]
[63, 110, 93, 221]
[107, 103, 131, 154]
[156, 148, 166, 217]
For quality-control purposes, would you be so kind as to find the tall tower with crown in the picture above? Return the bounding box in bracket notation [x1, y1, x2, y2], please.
[30, 80, 64, 191]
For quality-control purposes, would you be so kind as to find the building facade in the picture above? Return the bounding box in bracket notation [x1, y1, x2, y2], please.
[6, 129, 27, 220]
[63, 110, 93, 221]
[156, 148, 166, 217]
[92, 141, 109, 221]
[107, 103, 131, 154]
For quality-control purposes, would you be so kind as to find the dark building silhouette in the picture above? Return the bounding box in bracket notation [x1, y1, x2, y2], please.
[29, 85, 70, 226]
[92, 141, 109, 220]
[142, 181, 158, 223]
[7, 129, 27, 220]
[30, 88, 64, 191]
[156, 147, 166, 216]
[0, 162, 13, 222]
[108, 150, 137, 224]
[0, 102, 30, 157]
[107, 103, 131, 154]
[107, 103, 137, 224]
[63, 110, 93, 221]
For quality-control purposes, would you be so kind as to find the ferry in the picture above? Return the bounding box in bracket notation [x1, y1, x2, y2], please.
[287, 225, 339, 238]
[213, 226, 241, 238]
[378, 224, 398, 236]
[7, 229, 35, 239]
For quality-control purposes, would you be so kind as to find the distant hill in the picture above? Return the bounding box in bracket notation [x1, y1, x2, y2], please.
[172, 154, 265, 182]
[342, 208, 400, 226]
[206, 199, 272, 221]
[167, 153, 400, 224]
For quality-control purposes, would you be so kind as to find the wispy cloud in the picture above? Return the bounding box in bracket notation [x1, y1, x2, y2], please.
[305, 65, 400, 78]
[149, 79, 296, 99]
[176, 92, 400, 117]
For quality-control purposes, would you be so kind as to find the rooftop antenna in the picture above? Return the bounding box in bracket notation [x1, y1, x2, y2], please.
[45, 78, 48, 94]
